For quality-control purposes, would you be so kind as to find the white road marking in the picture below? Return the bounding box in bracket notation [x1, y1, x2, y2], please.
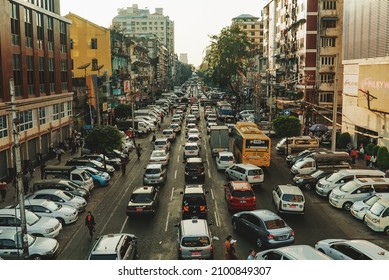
[214, 200, 221, 227]
[170, 187, 175, 201]
[208, 169, 211, 178]
[174, 170, 177, 179]
[165, 212, 170, 232]
[177, 155, 180, 163]
[211, 188, 215, 200]
[178, 145, 181, 151]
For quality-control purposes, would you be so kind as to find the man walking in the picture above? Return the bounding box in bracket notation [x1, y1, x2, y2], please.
[85, 211, 96, 240]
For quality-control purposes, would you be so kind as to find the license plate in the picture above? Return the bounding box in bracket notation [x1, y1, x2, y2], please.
[189, 151, 193, 154]
[192, 176, 197, 179]
[240, 200, 246, 203]
[254, 175, 260, 179]
[289, 204, 296, 208]
[136, 208, 143, 212]
[191, 251, 201, 256]
[278, 235, 287, 240]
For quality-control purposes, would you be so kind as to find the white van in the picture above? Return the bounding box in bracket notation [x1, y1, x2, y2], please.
[329, 178, 389, 210]
[364, 198, 389, 235]
[225, 163, 264, 187]
[316, 169, 385, 198]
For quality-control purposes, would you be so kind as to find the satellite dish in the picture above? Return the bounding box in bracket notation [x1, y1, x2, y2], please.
[96, 65, 104, 71]
[77, 63, 91, 70]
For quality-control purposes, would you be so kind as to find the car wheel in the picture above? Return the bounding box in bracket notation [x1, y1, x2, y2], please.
[343, 201, 353, 211]
[30, 255, 42, 260]
[304, 183, 312, 191]
[232, 221, 237, 231]
[57, 218, 65, 226]
[256, 238, 263, 249]
[384, 226, 389, 236]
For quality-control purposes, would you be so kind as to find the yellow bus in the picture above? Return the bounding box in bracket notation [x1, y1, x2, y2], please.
[232, 122, 271, 167]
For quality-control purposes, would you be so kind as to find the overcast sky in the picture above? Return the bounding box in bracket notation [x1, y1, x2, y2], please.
[60, 0, 266, 67]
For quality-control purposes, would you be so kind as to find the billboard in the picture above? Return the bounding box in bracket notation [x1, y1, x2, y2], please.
[358, 64, 389, 113]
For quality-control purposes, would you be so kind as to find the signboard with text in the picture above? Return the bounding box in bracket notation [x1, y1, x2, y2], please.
[124, 80, 130, 93]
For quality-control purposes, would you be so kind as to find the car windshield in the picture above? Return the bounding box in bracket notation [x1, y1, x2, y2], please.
[265, 219, 287, 229]
[163, 131, 173, 135]
[311, 170, 323, 178]
[181, 236, 210, 247]
[86, 168, 98, 176]
[90, 160, 103, 168]
[326, 173, 343, 182]
[220, 155, 234, 161]
[25, 211, 40, 226]
[185, 145, 198, 151]
[364, 196, 381, 207]
[282, 194, 304, 202]
[89, 254, 117, 260]
[63, 191, 75, 199]
[186, 163, 203, 172]
[369, 202, 386, 216]
[130, 193, 153, 203]
[43, 201, 61, 211]
[67, 181, 80, 188]
[145, 168, 161, 175]
[183, 195, 205, 206]
[232, 190, 254, 197]
[27, 233, 36, 246]
[155, 141, 166, 146]
[340, 180, 359, 192]
[152, 151, 166, 157]
[248, 169, 262, 176]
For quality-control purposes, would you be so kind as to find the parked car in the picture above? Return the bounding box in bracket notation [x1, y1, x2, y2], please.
[272, 185, 305, 214]
[149, 150, 170, 166]
[26, 189, 87, 213]
[293, 169, 335, 191]
[224, 181, 256, 212]
[0, 229, 59, 260]
[79, 154, 121, 170]
[126, 186, 159, 217]
[76, 166, 110, 187]
[231, 209, 295, 249]
[88, 233, 138, 260]
[255, 245, 331, 260]
[32, 179, 90, 200]
[315, 239, 389, 260]
[350, 194, 389, 221]
[65, 158, 115, 177]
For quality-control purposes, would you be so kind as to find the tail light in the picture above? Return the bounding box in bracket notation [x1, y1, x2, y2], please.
[210, 245, 213, 254]
[267, 234, 274, 240]
[200, 205, 206, 211]
[179, 246, 182, 251]
[183, 206, 189, 212]
[291, 230, 295, 236]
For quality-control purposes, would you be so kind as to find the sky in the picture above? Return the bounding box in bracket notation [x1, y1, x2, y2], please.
[60, 0, 267, 67]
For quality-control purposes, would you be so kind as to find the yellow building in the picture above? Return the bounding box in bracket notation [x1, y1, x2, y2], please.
[65, 13, 112, 78]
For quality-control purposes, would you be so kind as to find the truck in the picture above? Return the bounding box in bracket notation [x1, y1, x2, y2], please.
[209, 125, 229, 157]
[116, 119, 151, 136]
[290, 152, 351, 175]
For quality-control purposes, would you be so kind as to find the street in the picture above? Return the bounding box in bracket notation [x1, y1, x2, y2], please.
[55, 109, 389, 260]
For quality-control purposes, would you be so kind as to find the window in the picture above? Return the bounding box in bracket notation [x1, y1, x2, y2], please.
[36, 12, 44, 50]
[26, 56, 35, 95]
[18, 110, 33, 131]
[319, 92, 334, 103]
[38, 57, 45, 93]
[52, 104, 59, 120]
[0, 115, 8, 138]
[60, 21, 67, 53]
[66, 101, 72, 116]
[251, 24, 255, 29]
[12, 54, 22, 96]
[321, 37, 336, 47]
[323, 0, 336, 10]
[91, 38, 97, 49]
[91, 58, 98, 71]
[322, 19, 336, 28]
[321, 56, 335, 66]
[48, 58, 55, 92]
[24, 8, 33, 48]
[60, 103, 65, 118]
[10, 2, 20, 46]
[320, 73, 334, 83]
[39, 107, 46, 125]
[47, 17, 54, 51]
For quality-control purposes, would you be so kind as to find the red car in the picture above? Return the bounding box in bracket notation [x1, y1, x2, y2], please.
[224, 181, 256, 211]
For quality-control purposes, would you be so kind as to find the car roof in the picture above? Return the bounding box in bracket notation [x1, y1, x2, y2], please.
[184, 185, 205, 194]
[258, 245, 331, 260]
[185, 142, 198, 146]
[323, 239, 389, 260]
[180, 219, 209, 237]
[230, 181, 252, 190]
[92, 234, 127, 254]
[146, 163, 163, 169]
[186, 157, 202, 163]
[277, 185, 304, 195]
[218, 151, 233, 156]
[243, 209, 282, 221]
[155, 138, 168, 142]
[234, 163, 262, 170]
[132, 186, 155, 194]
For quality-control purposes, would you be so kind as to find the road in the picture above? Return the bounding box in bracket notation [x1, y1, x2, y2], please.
[58, 107, 389, 260]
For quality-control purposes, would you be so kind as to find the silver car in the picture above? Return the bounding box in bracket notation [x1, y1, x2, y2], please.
[154, 138, 170, 152]
[143, 164, 167, 186]
[149, 150, 170, 166]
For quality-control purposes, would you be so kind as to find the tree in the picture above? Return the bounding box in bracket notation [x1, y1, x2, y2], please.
[205, 24, 255, 101]
[84, 125, 123, 154]
[273, 116, 302, 138]
[377, 146, 389, 170]
[114, 104, 132, 120]
[336, 132, 351, 149]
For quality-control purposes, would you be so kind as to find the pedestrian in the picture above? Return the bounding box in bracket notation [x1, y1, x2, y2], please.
[358, 144, 364, 159]
[55, 147, 62, 163]
[40, 161, 46, 180]
[157, 122, 161, 131]
[121, 161, 126, 176]
[0, 181, 7, 202]
[136, 144, 143, 160]
[350, 148, 358, 164]
[224, 234, 232, 260]
[85, 211, 96, 240]
[161, 114, 164, 123]
[28, 160, 35, 178]
[228, 239, 239, 260]
[22, 172, 30, 194]
[370, 154, 377, 169]
[365, 154, 371, 167]
[151, 133, 156, 143]
[346, 142, 352, 154]
[247, 249, 256, 260]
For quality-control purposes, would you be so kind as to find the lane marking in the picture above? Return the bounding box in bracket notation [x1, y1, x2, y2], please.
[165, 212, 170, 232]
[170, 187, 175, 201]
[208, 169, 211, 178]
[214, 200, 221, 227]
[174, 170, 177, 179]
[211, 188, 215, 200]
[177, 155, 180, 163]
[178, 145, 181, 152]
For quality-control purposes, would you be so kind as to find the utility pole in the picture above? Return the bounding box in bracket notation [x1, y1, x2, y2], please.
[9, 79, 29, 258]
[331, 55, 338, 152]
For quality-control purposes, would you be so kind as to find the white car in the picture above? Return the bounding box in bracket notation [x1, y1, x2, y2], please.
[350, 194, 389, 221]
[216, 151, 235, 170]
[149, 150, 170, 166]
[225, 163, 264, 187]
[185, 123, 197, 135]
[154, 138, 171, 152]
[315, 239, 389, 260]
[0, 229, 59, 260]
[187, 128, 200, 137]
[255, 245, 331, 260]
[187, 134, 201, 147]
[183, 142, 200, 160]
[162, 129, 176, 142]
[27, 189, 87, 213]
[272, 185, 305, 214]
[22, 199, 79, 225]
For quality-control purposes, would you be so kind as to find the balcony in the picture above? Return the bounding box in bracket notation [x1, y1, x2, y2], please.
[319, 65, 335, 73]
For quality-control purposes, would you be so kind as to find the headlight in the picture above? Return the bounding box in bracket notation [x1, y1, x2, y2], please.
[334, 195, 344, 199]
[296, 179, 303, 183]
[46, 227, 55, 233]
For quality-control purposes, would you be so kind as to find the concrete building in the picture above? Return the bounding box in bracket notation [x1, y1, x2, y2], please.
[179, 53, 188, 64]
[232, 14, 262, 46]
[341, 0, 389, 147]
[0, 0, 73, 180]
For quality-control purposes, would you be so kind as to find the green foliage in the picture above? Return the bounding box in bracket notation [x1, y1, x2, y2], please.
[336, 132, 351, 149]
[373, 145, 380, 156]
[273, 116, 302, 138]
[84, 125, 122, 154]
[177, 63, 193, 85]
[205, 24, 255, 95]
[114, 104, 132, 120]
[377, 146, 389, 170]
[365, 143, 376, 155]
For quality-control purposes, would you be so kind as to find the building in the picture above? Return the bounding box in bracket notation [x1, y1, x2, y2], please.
[341, 0, 389, 147]
[0, 0, 73, 180]
[232, 14, 261, 46]
[179, 53, 188, 64]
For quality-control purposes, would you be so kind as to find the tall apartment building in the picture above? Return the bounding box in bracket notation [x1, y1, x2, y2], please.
[0, 0, 73, 180]
[261, 0, 343, 127]
[232, 14, 262, 47]
[342, 0, 389, 147]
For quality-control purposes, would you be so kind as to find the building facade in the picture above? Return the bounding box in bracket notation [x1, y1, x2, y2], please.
[0, 0, 73, 180]
[341, 0, 389, 148]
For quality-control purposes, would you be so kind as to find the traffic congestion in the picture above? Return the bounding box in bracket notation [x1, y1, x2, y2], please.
[1, 80, 389, 260]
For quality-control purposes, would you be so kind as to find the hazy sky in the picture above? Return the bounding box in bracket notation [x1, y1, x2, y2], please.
[60, 0, 266, 67]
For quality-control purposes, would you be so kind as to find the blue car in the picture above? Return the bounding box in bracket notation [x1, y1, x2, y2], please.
[76, 166, 110, 187]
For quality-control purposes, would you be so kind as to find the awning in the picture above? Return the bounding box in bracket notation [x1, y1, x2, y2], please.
[322, 17, 338, 21]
